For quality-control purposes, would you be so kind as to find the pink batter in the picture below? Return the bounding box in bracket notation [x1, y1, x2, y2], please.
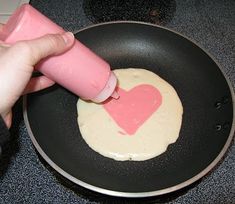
[103, 84, 162, 135]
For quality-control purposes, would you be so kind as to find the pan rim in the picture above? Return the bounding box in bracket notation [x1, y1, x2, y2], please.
[23, 21, 235, 198]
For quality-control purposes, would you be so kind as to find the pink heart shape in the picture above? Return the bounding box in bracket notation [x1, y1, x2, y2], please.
[103, 84, 162, 135]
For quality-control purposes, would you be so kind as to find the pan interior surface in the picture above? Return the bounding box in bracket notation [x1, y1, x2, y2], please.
[25, 22, 234, 196]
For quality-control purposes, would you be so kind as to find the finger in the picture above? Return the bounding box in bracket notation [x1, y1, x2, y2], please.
[22, 76, 55, 95]
[14, 32, 75, 65]
[4, 111, 12, 128]
[0, 41, 10, 47]
[1, 110, 12, 128]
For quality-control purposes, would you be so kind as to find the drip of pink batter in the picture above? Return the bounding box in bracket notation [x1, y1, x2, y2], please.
[103, 84, 162, 135]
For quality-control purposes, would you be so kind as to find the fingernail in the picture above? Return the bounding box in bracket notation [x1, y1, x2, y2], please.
[62, 32, 74, 44]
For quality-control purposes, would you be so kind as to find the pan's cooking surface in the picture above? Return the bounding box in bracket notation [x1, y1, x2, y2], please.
[25, 23, 233, 196]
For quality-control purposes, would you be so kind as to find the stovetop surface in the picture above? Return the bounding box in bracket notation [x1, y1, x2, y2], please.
[0, 0, 234, 203]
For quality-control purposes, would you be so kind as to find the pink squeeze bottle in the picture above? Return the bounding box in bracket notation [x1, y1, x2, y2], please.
[0, 4, 118, 102]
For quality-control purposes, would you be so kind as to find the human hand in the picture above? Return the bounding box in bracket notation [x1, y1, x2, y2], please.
[0, 23, 75, 128]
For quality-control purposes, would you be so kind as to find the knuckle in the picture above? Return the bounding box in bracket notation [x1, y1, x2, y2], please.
[14, 41, 33, 56]
[46, 34, 63, 48]
[13, 41, 43, 64]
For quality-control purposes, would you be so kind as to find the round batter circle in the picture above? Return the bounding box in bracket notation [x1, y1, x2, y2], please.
[77, 68, 183, 161]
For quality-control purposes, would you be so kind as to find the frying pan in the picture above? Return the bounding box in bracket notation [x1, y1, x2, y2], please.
[23, 22, 234, 197]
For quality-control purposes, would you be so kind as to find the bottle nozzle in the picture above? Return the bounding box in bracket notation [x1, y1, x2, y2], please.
[111, 91, 120, 100]
[92, 71, 118, 103]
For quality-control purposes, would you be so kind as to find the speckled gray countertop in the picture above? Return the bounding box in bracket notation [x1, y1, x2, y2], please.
[0, 0, 234, 203]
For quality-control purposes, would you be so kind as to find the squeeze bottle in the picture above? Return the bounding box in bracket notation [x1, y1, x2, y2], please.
[0, 4, 118, 103]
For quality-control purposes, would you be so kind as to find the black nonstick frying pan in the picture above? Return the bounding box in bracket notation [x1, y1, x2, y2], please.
[23, 22, 234, 197]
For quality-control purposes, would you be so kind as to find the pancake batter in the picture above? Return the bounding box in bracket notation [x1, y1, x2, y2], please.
[77, 68, 183, 161]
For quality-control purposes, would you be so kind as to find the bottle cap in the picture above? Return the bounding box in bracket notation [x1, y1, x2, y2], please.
[92, 72, 118, 103]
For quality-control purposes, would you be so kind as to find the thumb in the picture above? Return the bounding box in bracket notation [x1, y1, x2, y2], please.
[15, 32, 75, 65]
